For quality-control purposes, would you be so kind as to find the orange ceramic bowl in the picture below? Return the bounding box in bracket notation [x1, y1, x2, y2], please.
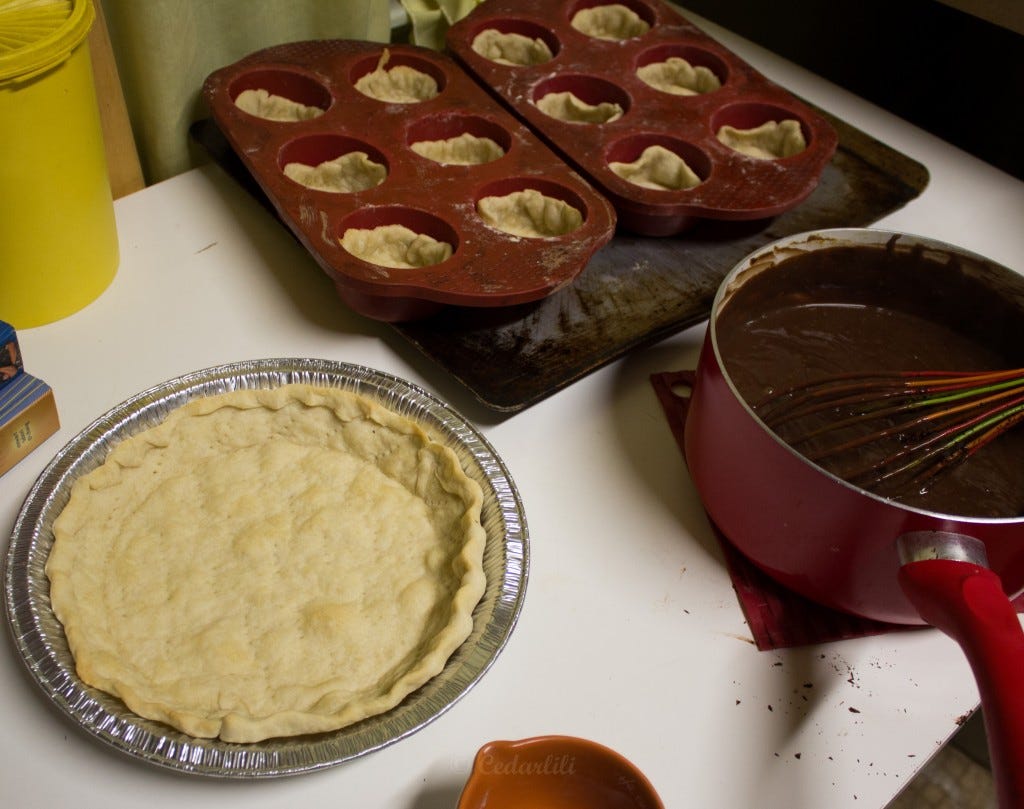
[457, 735, 664, 809]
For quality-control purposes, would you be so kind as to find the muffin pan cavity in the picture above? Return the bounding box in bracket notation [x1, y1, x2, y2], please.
[408, 113, 511, 165]
[475, 177, 588, 238]
[447, 0, 837, 236]
[606, 134, 710, 191]
[711, 102, 809, 159]
[351, 49, 445, 103]
[279, 134, 388, 193]
[635, 43, 726, 95]
[230, 68, 332, 121]
[570, 1, 655, 40]
[204, 40, 615, 321]
[337, 207, 458, 269]
[533, 73, 630, 124]
[471, 20, 559, 66]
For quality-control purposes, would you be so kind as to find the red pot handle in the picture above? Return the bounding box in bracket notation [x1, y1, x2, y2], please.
[898, 557, 1024, 809]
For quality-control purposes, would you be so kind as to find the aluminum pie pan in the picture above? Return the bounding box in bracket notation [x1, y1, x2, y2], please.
[3, 358, 529, 778]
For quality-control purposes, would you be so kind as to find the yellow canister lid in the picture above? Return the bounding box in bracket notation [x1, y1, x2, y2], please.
[0, 0, 94, 83]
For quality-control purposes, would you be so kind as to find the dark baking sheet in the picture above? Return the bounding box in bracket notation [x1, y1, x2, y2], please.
[191, 106, 928, 412]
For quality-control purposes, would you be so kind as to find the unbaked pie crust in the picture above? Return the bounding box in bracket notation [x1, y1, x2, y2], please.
[234, 88, 324, 122]
[354, 49, 438, 103]
[46, 384, 487, 743]
[716, 119, 807, 159]
[471, 28, 553, 65]
[609, 144, 702, 190]
[410, 133, 506, 165]
[340, 224, 453, 268]
[284, 151, 387, 192]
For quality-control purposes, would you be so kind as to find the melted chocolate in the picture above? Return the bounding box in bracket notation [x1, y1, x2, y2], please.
[716, 241, 1024, 517]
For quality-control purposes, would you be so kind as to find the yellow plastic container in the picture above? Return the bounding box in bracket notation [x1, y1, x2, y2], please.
[0, 0, 118, 328]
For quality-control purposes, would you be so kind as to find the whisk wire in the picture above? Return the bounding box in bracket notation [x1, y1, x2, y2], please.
[845, 397, 1024, 489]
[753, 367, 1024, 493]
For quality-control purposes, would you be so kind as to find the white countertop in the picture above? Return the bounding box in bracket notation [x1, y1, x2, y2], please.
[3, 9, 1023, 809]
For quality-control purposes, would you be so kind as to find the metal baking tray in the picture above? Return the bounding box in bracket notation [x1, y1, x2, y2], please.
[192, 97, 928, 412]
[4, 358, 528, 777]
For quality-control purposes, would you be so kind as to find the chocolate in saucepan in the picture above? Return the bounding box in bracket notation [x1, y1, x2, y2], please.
[716, 239, 1024, 518]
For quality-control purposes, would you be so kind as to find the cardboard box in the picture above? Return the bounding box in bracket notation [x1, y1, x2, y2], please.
[1, 373, 59, 477]
[0, 320, 24, 390]
[1, 319, 59, 475]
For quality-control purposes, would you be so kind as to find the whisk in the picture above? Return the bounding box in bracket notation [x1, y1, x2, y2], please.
[752, 367, 1024, 492]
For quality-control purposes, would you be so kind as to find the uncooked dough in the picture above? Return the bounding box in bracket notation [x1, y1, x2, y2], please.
[341, 224, 453, 268]
[471, 28, 553, 65]
[477, 189, 583, 238]
[411, 133, 505, 165]
[535, 90, 623, 123]
[234, 88, 324, 121]
[636, 57, 721, 96]
[570, 4, 649, 40]
[354, 48, 438, 103]
[609, 145, 702, 191]
[46, 384, 487, 743]
[716, 119, 807, 159]
[283, 151, 387, 192]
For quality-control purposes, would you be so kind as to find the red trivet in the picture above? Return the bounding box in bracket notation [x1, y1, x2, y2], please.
[651, 370, 1023, 651]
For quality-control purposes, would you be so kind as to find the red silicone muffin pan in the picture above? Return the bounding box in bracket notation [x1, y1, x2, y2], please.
[446, 0, 839, 236]
[202, 40, 616, 322]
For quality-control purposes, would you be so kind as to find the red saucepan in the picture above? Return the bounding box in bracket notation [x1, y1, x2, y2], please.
[684, 228, 1024, 808]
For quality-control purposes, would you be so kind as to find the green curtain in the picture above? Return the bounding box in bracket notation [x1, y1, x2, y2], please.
[100, 0, 481, 185]
[401, 0, 481, 50]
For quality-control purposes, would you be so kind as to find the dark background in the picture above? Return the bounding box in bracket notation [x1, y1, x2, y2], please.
[679, 0, 1024, 180]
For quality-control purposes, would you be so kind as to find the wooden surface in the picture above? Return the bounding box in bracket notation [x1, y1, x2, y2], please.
[88, 0, 144, 198]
